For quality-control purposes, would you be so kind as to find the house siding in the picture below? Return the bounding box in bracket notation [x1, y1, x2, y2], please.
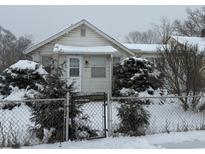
[32, 25, 111, 55]
[81, 55, 111, 93]
[29, 24, 129, 93]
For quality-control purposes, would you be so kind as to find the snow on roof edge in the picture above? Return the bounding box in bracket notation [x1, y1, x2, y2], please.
[53, 44, 118, 54]
[171, 35, 205, 51]
[122, 43, 165, 52]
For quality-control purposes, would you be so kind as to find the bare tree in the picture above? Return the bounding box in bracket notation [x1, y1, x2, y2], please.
[125, 29, 160, 44]
[174, 7, 205, 36]
[0, 26, 32, 72]
[126, 17, 174, 44]
[158, 43, 205, 112]
[153, 17, 175, 43]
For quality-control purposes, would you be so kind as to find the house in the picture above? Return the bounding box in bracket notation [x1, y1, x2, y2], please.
[23, 19, 160, 94]
[123, 43, 164, 62]
[167, 30, 205, 51]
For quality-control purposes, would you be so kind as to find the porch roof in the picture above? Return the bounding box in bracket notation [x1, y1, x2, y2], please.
[53, 44, 118, 55]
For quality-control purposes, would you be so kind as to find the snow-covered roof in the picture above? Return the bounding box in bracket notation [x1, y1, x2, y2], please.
[53, 44, 117, 55]
[23, 19, 134, 56]
[171, 36, 205, 51]
[123, 43, 164, 52]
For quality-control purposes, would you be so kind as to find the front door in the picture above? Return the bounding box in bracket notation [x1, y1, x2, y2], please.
[67, 56, 81, 92]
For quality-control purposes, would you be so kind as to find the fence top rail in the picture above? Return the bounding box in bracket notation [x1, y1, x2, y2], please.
[111, 95, 205, 100]
[0, 98, 66, 103]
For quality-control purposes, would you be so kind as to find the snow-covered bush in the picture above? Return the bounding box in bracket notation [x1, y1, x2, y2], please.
[28, 61, 97, 142]
[113, 57, 163, 136]
[117, 99, 150, 136]
[0, 60, 47, 99]
[113, 57, 163, 97]
[0, 60, 96, 144]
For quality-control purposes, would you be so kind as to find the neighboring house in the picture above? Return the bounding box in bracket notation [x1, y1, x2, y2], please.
[167, 29, 205, 47]
[23, 19, 160, 94]
[167, 34, 205, 51]
[123, 43, 164, 62]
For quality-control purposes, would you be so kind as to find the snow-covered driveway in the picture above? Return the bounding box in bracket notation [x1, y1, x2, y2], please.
[24, 130, 205, 149]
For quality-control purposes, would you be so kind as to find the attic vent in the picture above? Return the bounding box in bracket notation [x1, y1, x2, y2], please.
[81, 28, 86, 37]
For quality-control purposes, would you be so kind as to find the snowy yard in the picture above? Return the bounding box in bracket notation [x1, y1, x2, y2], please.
[82, 101, 205, 135]
[24, 130, 205, 149]
[1, 99, 205, 146]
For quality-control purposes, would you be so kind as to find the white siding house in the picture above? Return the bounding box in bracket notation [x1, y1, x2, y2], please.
[24, 19, 134, 94]
[123, 43, 164, 62]
[167, 35, 205, 51]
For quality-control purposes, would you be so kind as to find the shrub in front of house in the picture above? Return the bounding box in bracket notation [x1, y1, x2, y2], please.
[113, 57, 163, 136]
[0, 60, 97, 144]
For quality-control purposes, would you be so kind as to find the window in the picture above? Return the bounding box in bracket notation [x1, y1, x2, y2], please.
[42, 56, 52, 67]
[70, 58, 80, 77]
[41, 56, 53, 73]
[91, 57, 106, 78]
[113, 57, 121, 66]
[81, 28, 86, 37]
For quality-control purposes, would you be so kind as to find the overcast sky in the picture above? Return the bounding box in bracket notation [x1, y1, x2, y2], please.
[0, 5, 203, 43]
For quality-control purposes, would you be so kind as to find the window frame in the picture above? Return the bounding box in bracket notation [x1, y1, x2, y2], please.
[41, 55, 54, 73]
[69, 58, 80, 77]
[113, 57, 121, 66]
[91, 57, 106, 78]
[41, 55, 53, 67]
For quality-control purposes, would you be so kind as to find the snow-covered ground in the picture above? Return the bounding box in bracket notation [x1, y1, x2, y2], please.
[1, 99, 205, 146]
[84, 101, 205, 135]
[0, 104, 35, 145]
[24, 130, 205, 149]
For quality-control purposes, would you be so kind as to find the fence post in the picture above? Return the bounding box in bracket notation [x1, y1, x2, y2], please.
[65, 92, 70, 141]
[107, 91, 112, 136]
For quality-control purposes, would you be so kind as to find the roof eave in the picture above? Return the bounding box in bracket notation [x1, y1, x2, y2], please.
[23, 19, 134, 56]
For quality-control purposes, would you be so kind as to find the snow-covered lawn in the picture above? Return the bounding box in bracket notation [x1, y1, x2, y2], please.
[0, 104, 38, 146]
[1, 100, 205, 146]
[24, 130, 205, 149]
[82, 101, 205, 135]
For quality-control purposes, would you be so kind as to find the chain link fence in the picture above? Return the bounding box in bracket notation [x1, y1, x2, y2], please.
[109, 95, 205, 137]
[0, 98, 66, 148]
[2, 93, 205, 148]
[69, 93, 106, 140]
[0, 93, 107, 148]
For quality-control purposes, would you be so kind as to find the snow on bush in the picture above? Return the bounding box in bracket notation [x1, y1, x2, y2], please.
[0, 60, 99, 146]
[0, 60, 47, 99]
[0, 60, 48, 147]
[113, 57, 164, 136]
[8, 60, 47, 75]
[114, 57, 163, 99]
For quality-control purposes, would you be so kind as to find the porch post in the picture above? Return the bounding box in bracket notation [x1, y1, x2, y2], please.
[110, 54, 113, 97]
[107, 91, 112, 136]
[65, 92, 70, 141]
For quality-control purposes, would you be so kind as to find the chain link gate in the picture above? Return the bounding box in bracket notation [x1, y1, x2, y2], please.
[68, 92, 107, 140]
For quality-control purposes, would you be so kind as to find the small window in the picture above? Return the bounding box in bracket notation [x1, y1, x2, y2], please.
[81, 28, 86, 37]
[42, 56, 52, 67]
[91, 57, 106, 78]
[41, 56, 53, 73]
[70, 58, 80, 77]
[113, 57, 121, 66]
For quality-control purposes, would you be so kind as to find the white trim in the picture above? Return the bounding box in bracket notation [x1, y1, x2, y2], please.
[23, 19, 134, 56]
[67, 56, 82, 92]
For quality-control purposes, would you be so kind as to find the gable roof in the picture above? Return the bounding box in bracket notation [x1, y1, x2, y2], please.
[23, 19, 134, 56]
[169, 35, 205, 51]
